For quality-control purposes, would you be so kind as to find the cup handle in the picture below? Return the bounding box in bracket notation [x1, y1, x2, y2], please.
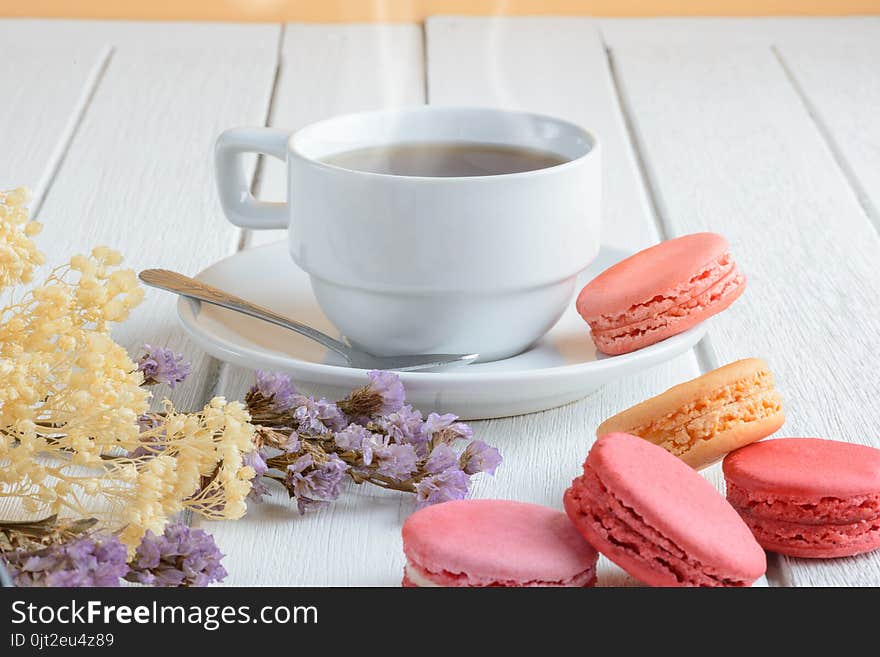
[215, 127, 290, 230]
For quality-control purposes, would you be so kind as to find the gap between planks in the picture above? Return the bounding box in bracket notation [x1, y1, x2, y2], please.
[771, 45, 879, 235]
[213, 23, 287, 399]
[31, 46, 113, 219]
[240, 23, 287, 252]
[192, 20, 287, 521]
[208, 22, 286, 400]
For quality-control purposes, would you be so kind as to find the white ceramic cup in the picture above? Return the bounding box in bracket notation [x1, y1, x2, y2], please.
[215, 106, 600, 362]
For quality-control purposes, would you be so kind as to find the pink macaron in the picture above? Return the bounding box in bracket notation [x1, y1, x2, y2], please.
[723, 438, 880, 558]
[564, 433, 766, 586]
[576, 232, 745, 355]
[401, 499, 598, 587]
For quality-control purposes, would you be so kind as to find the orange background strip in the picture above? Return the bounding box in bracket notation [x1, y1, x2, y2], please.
[2, 0, 878, 22]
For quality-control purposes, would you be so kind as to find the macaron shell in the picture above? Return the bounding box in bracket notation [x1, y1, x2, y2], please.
[577, 232, 732, 318]
[578, 433, 765, 583]
[723, 437, 880, 498]
[598, 359, 784, 469]
[402, 499, 598, 586]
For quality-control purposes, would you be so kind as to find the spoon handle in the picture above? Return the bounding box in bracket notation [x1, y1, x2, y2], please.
[138, 269, 353, 361]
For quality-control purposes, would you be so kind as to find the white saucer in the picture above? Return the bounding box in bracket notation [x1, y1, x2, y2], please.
[178, 242, 705, 419]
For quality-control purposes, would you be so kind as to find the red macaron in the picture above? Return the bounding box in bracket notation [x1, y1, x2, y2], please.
[723, 438, 880, 558]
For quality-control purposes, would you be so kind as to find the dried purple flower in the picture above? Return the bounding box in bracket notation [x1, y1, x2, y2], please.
[127, 413, 166, 458]
[247, 477, 271, 504]
[414, 468, 471, 509]
[136, 344, 191, 388]
[425, 443, 458, 474]
[3, 535, 128, 587]
[335, 424, 380, 463]
[338, 370, 405, 419]
[378, 405, 427, 455]
[284, 432, 301, 453]
[243, 450, 270, 502]
[244, 449, 268, 478]
[334, 423, 370, 450]
[137, 412, 161, 433]
[126, 523, 226, 587]
[423, 412, 473, 444]
[365, 370, 405, 414]
[307, 454, 347, 499]
[292, 396, 347, 434]
[460, 440, 503, 475]
[285, 453, 347, 514]
[251, 371, 298, 411]
[243, 369, 502, 515]
[422, 412, 457, 435]
[374, 442, 418, 479]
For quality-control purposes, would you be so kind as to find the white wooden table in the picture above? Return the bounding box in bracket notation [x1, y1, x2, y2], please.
[3, 16, 879, 587]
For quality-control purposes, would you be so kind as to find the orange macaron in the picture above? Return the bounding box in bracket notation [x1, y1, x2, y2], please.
[597, 358, 784, 469]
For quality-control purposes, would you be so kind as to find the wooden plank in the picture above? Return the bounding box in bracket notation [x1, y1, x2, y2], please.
[0, 19, 279, 48]
[0, 46, 108, 205]
[424, 16, 710, 587]
[773, 38, 880, 229]
[197, 23, 428, 586]
[607, 37, 880, 585]
[1, 20, 281, 413]
[600, 16, 880, 46]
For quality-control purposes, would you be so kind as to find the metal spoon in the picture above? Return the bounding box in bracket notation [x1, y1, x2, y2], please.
[139, 269, 477, 372]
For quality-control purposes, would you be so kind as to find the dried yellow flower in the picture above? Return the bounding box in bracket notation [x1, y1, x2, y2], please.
[0, 187, 44, 290]
[0, 188, 256, 551]
[116, 398, 256, 548]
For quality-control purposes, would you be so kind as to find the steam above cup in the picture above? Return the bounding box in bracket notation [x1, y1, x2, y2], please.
[215, 106, 601, 362]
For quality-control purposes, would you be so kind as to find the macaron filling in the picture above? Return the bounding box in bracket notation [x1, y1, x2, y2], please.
[567, 466, 753, 586]
[403, 563, 441, 587]
[403, 559, 597, 587]
[626, 370, 783, 458]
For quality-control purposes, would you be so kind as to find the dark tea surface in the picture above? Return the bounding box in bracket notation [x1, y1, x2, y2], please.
[321, 141, 568, 177]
